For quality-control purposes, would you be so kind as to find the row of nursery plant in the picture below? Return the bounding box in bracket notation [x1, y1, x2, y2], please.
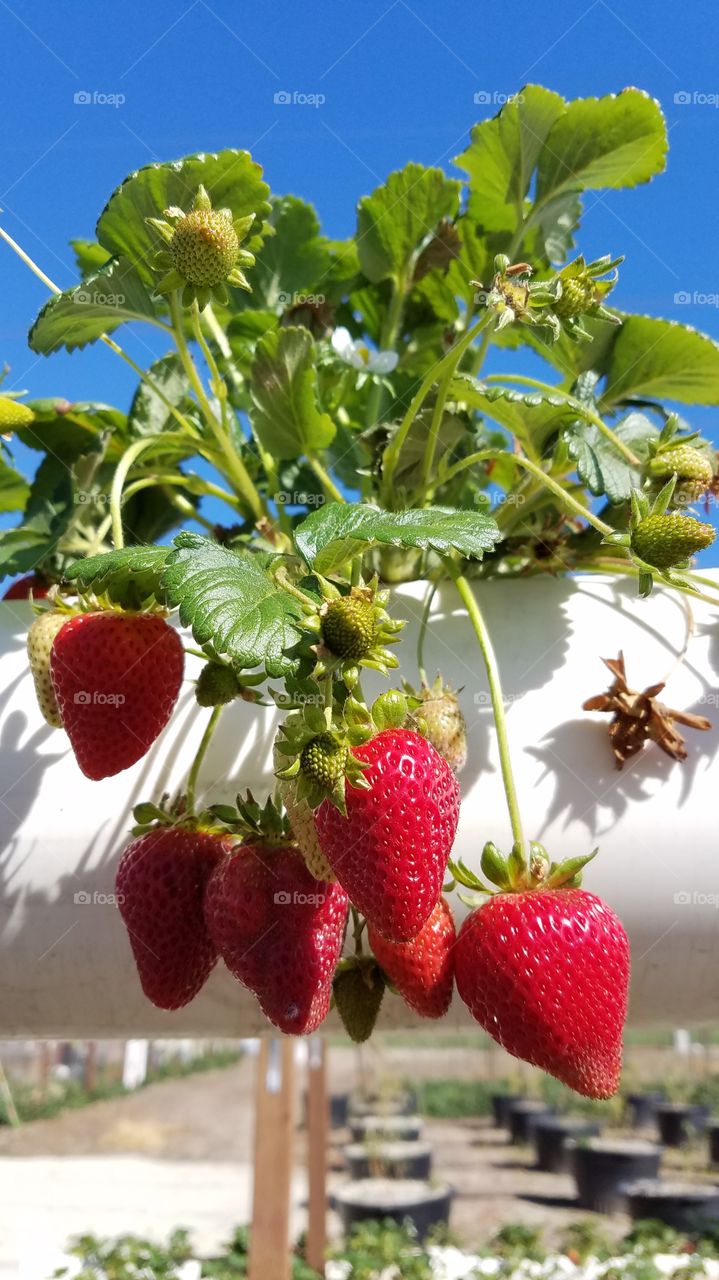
[48, 1219, 719, 1279]
[4, 86, 719, 1098]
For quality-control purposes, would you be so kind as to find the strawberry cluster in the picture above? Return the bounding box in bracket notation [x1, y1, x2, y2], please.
[21, 572, 630, 1101]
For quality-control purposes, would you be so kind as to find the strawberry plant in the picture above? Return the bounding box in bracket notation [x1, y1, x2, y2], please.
[3, 86, 719, 1097]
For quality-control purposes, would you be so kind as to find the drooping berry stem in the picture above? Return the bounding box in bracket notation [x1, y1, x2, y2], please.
[445, 560, 525, 856]
[484, 373, 641, 467]
[416, 580, 438, 687]
[185, 704, 224, 815]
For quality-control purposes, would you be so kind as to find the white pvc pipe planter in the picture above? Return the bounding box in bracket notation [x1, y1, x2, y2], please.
[0, 572, 717, 1036]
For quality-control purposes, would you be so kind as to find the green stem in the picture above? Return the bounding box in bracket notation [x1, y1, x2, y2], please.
[186, 705, 223, 815]
[306, 453, 345, 504]
[169, 292, 266, 523]
[416, 580, 437, 687]
[364, 275, 406, 427]
[382, 310, 493, 500]
[573, 559, 719, 609]
[109, 435, 189, 550]
[484, 373, 641, 467]
[446, 561, 525, 854]
[419, 362, 455, 499]
[442, 449, 614, 537]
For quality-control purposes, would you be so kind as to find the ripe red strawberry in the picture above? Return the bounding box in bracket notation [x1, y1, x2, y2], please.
[204, 843, 348, 1035]
[313, 729, 459, 943]
[368, 896, 456, 1019]
[116, 826, 229, 1010]
[3, 573, 49, 600]
[50, 611, 184, 779]
[455, 888, 629, 1098]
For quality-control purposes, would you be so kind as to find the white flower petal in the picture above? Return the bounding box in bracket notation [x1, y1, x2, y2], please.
[331, 326, 354, 359]
[368, 349, 399, 374]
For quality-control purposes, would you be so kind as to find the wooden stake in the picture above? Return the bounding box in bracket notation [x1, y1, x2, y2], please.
[306, 1037, 328, 1274]
[84, 1041, 97, 1092]
[248, 1039, 296, 1280]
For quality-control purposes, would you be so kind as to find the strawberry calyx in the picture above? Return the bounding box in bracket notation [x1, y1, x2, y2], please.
[274, 690, 418, 814]
[449, 840, 598, 903]
[301, 575, 404, 688]
[147, 184, 257, 310]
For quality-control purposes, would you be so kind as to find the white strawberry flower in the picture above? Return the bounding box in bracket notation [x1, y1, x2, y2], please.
[331, 326, 399, 374]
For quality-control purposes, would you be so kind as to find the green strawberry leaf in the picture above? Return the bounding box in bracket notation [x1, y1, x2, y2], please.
[0, 458, 30, 513]
[455, 85, 565, 235]
[0, 456, 73, 575]
[294, 502, 501, 575]
[69, 238, 111, 275]
[96, 149, 271, 287]
[127, 354, 191, 437]
[161, 532, 305, 677]
[536, 89, 667, 202]
[449, 378, 580, 452]
[64, 545, 171, 608]
[29, 258, 162, 355]
[249, 325, 335, 461]
[601, 314, 719, 407]
[245, 195, 337, 309]
[20, 401, 128, 462]
[566, 412, 655, 503]
[357, 163, 461, 284]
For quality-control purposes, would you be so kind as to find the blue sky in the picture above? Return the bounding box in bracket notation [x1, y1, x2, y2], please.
[1, 0, 718, 557]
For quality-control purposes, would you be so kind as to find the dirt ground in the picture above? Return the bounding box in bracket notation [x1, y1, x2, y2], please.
[1, 1044, 717, 1258]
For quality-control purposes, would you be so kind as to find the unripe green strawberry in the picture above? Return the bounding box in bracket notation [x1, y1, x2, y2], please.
[27, 611, 69, 727]
[170, 209, 240, 287]
[0, 396, 34, 431]
[649, 445, 713, 488]
[334, 961, 385, 1043]
[417, 684, 467, 774]
[631, 512, 715, 569]
[321, 596, 377, 659]
[300, 733, 349, 788]
[554, 276, 594, 320]
[196, 662, 240, 707]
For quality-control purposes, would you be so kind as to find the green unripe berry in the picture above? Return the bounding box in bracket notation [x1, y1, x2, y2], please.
[196, 663, 240, 707]
[554, 276, 594, 320]
[170, 209, 239, 287]
[320, 597, 377, 660]
[300, 733, 349, 787]
[631, 512, 715, 569]
[649, 445, 713, 489]
[333, 962, 384, 1043]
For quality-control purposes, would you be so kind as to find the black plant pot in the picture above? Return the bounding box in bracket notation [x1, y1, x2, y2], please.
[623, 1179, 719, 1233]
[708, 1121, 719, 1165]
[625, 1091, 665, 1130]
[344, 1141, 433, 1181]
[532, 1116, 603, 1173]
[507, 1100, 554, 1145]
[491, 1093, 525, 1129]
[655, 1102, 698, 1148]
[349, 1090, 418, 1120]
[570, 1139, 662, 1214]
[330, 1094, 350, 1129]
[349, 1115, 423, 1145]
[335, 1178, 453, 1243]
